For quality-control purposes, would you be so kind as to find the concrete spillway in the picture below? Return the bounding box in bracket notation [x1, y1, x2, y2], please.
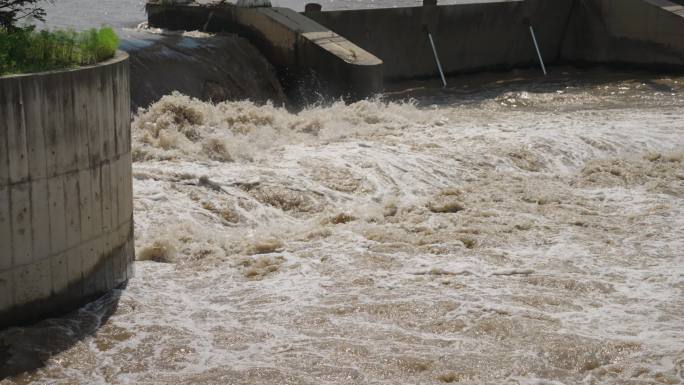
[0, 52, 135, 329]
[147, 0, 684, 99]
[146, 1, 383, 101]
[121, 31, 288, 110]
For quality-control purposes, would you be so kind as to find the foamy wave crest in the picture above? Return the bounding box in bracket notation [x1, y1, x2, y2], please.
[132, 92, 437, 162]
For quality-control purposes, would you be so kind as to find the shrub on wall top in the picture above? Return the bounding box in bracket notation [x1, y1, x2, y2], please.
[0, 26, 120, 75]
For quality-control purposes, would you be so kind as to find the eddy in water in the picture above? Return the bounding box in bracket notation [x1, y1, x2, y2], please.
[1, 68, 683, 384]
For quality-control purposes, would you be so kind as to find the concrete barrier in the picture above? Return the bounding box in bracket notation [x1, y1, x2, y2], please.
[562, 0, 684, 69]
[145, 0, 684, 98]
[0, 51, 134, 329]
[146, 2, 383, 100]
[304, 0, 575, 80]
[235, 7, 383, 100]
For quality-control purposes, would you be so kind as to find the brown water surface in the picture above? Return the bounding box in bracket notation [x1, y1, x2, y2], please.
[1, 67, 683, 385]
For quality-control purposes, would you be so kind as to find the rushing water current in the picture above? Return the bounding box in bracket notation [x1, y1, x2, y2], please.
[2, 69, 684, 384]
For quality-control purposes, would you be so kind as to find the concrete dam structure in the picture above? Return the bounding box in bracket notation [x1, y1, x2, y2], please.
[146, 0, 684, 99]
[146, 1, 383, 101]
[1, 0, 680, 330]
[0, 52, 135, 329]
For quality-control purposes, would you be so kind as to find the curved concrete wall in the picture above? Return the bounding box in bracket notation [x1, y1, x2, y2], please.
[0, 51, 134, 328]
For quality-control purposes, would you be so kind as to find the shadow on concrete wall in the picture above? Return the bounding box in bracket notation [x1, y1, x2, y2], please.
[0, 287, 124, 381]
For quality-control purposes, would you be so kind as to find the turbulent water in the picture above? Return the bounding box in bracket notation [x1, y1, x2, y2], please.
[2, 70, 684, 384]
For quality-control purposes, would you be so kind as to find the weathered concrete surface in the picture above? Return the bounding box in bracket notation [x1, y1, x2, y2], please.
[0, 51, 134, 329]
[305, 0, 575, 79]
[146, 2, 383, 100]
[562, 0, 684, 69]
[146, 0, 684, 97]
[237, 7, 383, 100]
[122, 32, 287, 110]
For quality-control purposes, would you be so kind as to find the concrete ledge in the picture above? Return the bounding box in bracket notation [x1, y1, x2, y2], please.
[0, 51, 134, 329]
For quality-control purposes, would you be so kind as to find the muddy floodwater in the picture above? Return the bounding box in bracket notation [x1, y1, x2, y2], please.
[1, 68, 684, 384]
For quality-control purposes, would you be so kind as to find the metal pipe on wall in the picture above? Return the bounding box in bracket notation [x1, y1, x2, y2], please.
[427, 31, 447, 87]
[529, 24, 547, 76]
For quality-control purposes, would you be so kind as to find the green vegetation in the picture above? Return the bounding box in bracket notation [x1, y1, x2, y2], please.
[0, 27, 119, 75]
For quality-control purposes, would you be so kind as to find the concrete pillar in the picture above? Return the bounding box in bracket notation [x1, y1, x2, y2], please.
[0, 51, 134, 329]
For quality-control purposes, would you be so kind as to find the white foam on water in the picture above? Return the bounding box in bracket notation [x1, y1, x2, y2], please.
[2, 76, 683, 385]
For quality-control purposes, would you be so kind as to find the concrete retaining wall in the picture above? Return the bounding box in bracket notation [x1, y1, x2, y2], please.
[305, 0, 575, 79]
[562, 0, 684, 69]
[0, 51, 134, 329]
[145, 0, 684, 97]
